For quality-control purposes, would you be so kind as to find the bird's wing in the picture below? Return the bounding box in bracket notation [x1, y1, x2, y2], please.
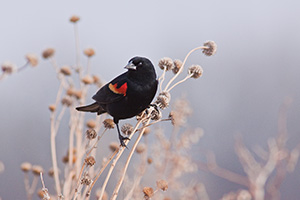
[92, 73, 128, 104]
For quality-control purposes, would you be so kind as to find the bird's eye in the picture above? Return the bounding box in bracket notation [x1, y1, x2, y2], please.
[138, 62, 143, 66]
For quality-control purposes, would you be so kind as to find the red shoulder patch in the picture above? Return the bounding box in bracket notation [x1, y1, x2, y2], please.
[108, 82, 127, 96]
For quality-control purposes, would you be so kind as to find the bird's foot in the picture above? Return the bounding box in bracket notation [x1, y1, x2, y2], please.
[119, 134, 130, 148]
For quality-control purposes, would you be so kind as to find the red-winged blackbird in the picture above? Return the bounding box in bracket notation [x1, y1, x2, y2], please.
[76, 57, 158, 146]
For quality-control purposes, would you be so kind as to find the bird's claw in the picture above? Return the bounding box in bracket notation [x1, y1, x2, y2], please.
[119, 135, 130, 148]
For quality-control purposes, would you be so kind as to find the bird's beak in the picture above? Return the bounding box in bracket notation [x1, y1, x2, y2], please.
[125, 62, 137, 70]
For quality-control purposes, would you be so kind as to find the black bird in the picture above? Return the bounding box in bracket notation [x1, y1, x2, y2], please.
[76, 57, 158, 146]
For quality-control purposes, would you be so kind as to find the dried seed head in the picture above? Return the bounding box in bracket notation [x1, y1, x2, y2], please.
[48, 104, 56, 112]
[42, 48, 55, 59]
[103, 119, 115, 129]
[172, 59, 183, 74]
[73, 90, 83, 99]
[37, 189, 47, 199]
[48, 168, 54, 177]
[25, 54, 38, 67]
[86, 129, 97, 140]
[1, 61, 16, 74]
[20, 162, 32, 172]
[158, 57, 174, 71]
[143, 187, 154, 199]
[188, 65, 203, 79]
[237, 190, 252, 200]
[95, 189, 108, 200]
[84, 48, 95, 57]
[60, 65, 72, 76]
[32, 165, 44, 176]
[147, 157, 153, 164]
[121, 123, 133, 136]
[136, 111, 147, 122]
[151, 108, 162, 121]
[85, 156, 96, 166]
[82, 75, 94, 84]
[202, 40, 217, 56]
[136, 143, 146, 154]
[92, 75, 100, 84]
[61, 96, 73, 107]
[86, 119, 96, 129]
[70, 15, 80, 23]
[66, 87, 76, 96]
[156, 92, 171, 109]
[156, 180, 168, 191]
[109, 142, 119, 152]
[143, 127, 151, 136]
[81, 177, 92, 185]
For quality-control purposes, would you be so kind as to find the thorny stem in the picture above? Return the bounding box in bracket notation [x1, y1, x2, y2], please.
[167, 74, 193, 92]
[97, 119, 144, 200]
[164, 46, 207, 91]
[111, 117, 152, 200]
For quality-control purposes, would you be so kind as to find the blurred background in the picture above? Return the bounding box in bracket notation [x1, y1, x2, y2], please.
[0, 0, 299, 199]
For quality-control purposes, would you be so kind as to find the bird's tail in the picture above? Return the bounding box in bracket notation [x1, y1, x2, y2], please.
[76, 102, 106, 115]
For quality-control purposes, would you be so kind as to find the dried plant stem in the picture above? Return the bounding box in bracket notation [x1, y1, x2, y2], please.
[167, 74, 192, 92]
[50, 82, 64, 196]
[74, 23, 81, 72]
[164, 46, 207, 91]
[97, 119, 144, 200]
[17, 62, 29, 72]
[136, 118, 170, 132]
[0, 73, 6, 81]
[85, 149, 118, 198]
[158, 67, 167, 93]
[86, 57, 91, 75]
[111, 118, 151, 200]
[40, 172, 50, 200]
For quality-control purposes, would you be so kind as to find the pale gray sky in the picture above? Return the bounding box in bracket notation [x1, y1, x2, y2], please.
[0, 0, 300, 199]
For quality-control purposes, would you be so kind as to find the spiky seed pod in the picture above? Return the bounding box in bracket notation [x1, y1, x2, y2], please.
[84, 48, 95, 57]
[1, 61, 16, 74]
[121, 123, 133, 136]
[85, 156, 96, 166]
[188, 65, 203, 79]
[136, 143, 146, 154]
[151, 108, 162, 121]
[143, 187, 154, 199]
[86, 129, 97, 140]
[32, 165, 44, 176]
[20, 162, 32, 173]
[86, 119, 96, 129]
[42, 48, 55, 59]
[26, 54, 38, 67]
[82, 75, 94, 84]
[158, 57, 174, 71]
[70, 15, 80, 23]
[103, 119, 115, 129]
[61, 96, 73, 107]
[60, 66, 72, 76]
[156, 92, 171, 109]
[156, 179, 168, 191]
[48, 104, 56, 112]
[202, 40, 217, 56]
[172, 59, 183, 74]
[109, 142, 119, 152]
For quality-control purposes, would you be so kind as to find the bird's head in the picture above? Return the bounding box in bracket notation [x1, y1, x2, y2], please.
[125, 56, 155, 73]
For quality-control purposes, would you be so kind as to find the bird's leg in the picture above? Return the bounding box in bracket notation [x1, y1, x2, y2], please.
[116, 123, 130, 147]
